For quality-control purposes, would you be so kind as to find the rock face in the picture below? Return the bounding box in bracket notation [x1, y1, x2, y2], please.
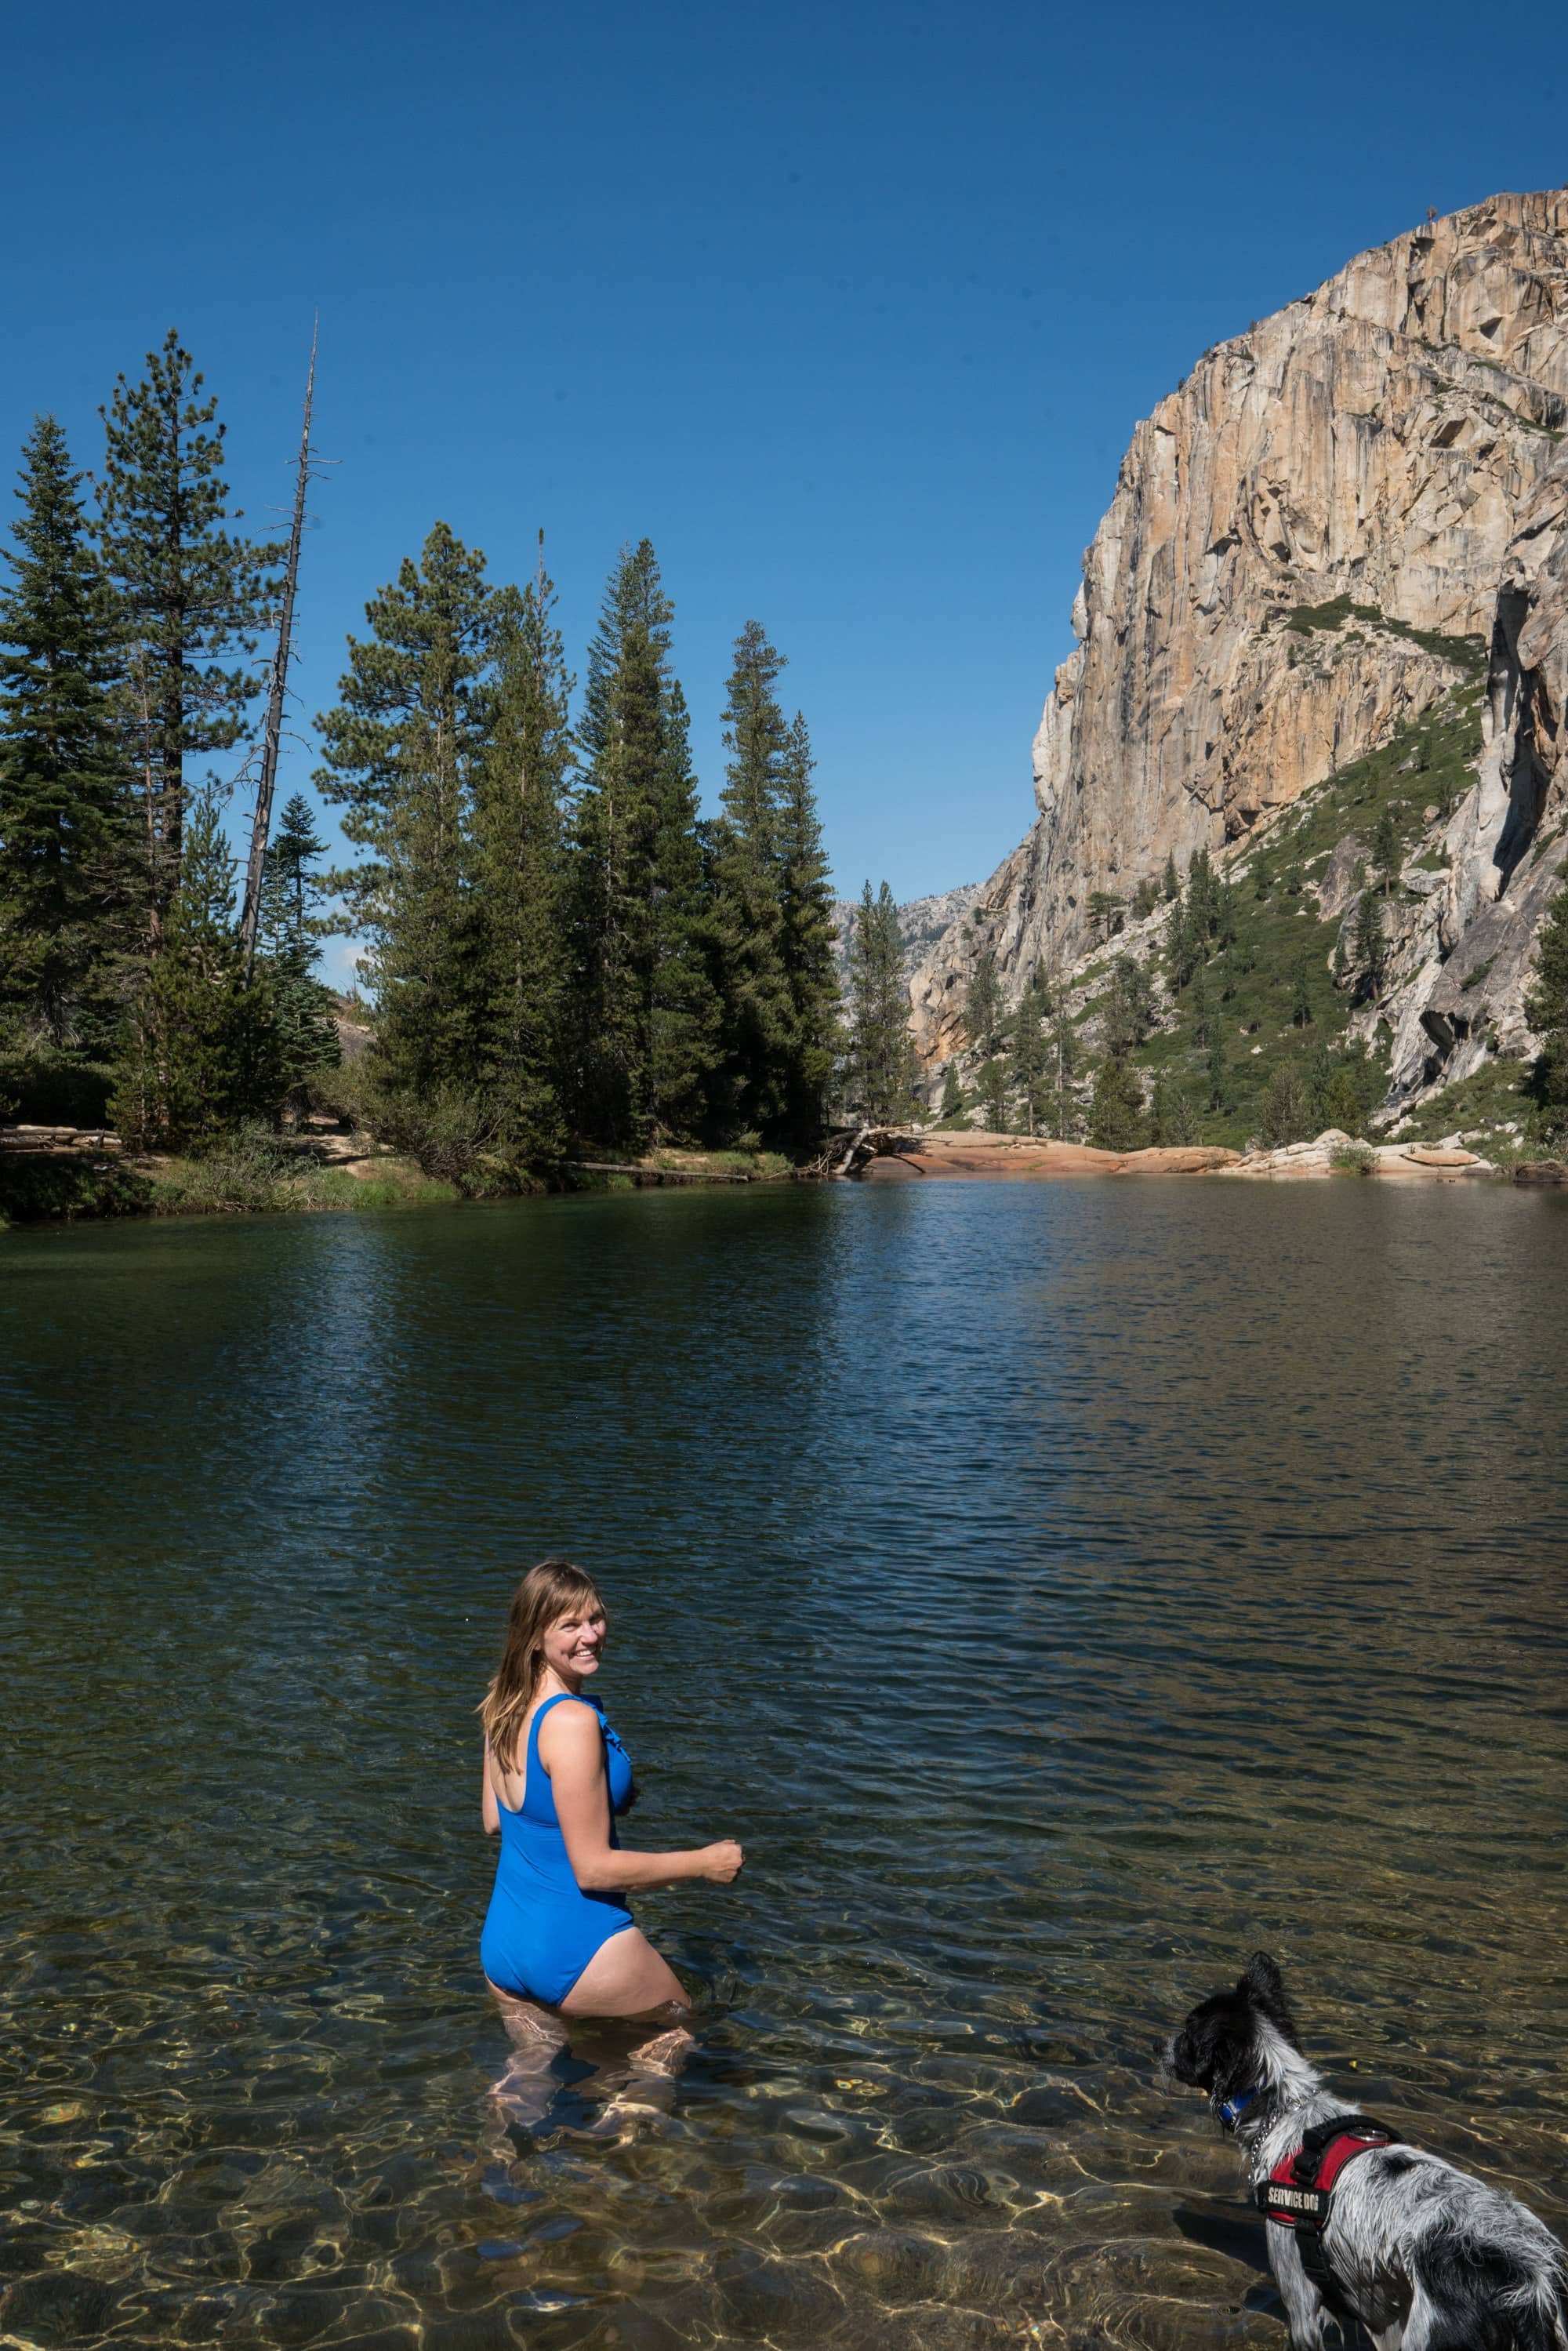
[833, 881, 983, 997]
[912, 188, 1568, 1071]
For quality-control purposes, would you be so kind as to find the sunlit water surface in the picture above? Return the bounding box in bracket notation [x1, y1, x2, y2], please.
[3, 1179, 1566, 2351]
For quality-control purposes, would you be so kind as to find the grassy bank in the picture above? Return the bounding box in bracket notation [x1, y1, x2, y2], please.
[0, 1130, 802, 1227]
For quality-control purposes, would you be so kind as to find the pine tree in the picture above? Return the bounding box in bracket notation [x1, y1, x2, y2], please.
[569, 543, 719, 1145]
[1103, 954, 1154, 1055]
[975, 1053, 1011, 1132]
[1206, 1019, 1232, 1114]
[256, 794, 339, 1089]
[1086, 889, 1125, 943]
[1149, 1070, 1199, 1146]
[1374, 805, 1401, 896]
[775, 710, 840, 1141]
[0, 416, 133, 1066]
[709, 617, 793, 1137]
[1189, 960, 1211, 1048]
[469, 547, 574, 1158]
[1215, 876, 1241, 950]
[1354, 890, 1387, 1000]
[99, 331, 279, 938]
[1166, 885, 1200, 990]
[1333, 930, 1349, 987]
[938, 1063, 965, 1123]
[1259, 1061, 1312, 1148]
[1290, 947, 1314, 1027]
[1525, 868, 1568, 1133]
[113, 784, 278, 1146]
[1049, 1009, 1078, 1137]
[1187, 844, 1219, 945]
[314, 521, 494, 1114]
[846, 880, 914, 1121]
[964, 947, 1002, 1054]
[1009, 974, 1051, 1134]
[1162, 851, 1180, 902]
[1087, 1053, 1144, 1150]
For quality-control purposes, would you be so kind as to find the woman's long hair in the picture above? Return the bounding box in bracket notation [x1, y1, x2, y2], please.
[478, 1558, 607, 1769]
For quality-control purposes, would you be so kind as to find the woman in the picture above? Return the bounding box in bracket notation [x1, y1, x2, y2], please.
[479, 1557, 743, 2021]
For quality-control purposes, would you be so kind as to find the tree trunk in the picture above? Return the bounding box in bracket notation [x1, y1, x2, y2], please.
[241, 325, 318, 973]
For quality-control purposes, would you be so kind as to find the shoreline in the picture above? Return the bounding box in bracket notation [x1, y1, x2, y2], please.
[5, 1121, 1566, 1229]
[855, 1128, 1561, 1184]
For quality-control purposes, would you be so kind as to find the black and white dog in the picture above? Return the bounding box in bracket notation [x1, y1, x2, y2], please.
[1160, 1952, 1568, 2350]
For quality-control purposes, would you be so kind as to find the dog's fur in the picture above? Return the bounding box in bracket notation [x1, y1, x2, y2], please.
[1160, 1953, 1568, 2351]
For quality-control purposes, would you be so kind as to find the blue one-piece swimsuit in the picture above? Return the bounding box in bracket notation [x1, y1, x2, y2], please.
[481, 1692, 636, 2006]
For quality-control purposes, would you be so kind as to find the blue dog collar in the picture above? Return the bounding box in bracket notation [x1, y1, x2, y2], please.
[1218, 2084, 1265, 2129]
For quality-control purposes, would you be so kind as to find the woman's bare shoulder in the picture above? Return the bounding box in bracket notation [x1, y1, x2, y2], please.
[536, 1695, 603, 1764]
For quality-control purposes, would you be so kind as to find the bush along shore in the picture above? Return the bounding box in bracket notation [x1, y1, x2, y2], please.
[0, 1114, 805, 1226]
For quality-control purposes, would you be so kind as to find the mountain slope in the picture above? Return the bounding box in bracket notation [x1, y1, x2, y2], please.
[911, 187, 1568, 1111]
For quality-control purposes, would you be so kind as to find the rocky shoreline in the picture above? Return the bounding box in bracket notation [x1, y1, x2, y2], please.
[855, 1128, 1566, 1184]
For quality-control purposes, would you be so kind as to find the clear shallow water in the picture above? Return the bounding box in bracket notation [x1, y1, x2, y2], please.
[2, 1178, 1566, 2351]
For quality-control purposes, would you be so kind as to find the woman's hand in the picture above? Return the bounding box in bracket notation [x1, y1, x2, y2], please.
[700, 1840, 744, 1883]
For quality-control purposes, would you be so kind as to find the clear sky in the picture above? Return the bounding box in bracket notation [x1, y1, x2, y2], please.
[4, 0, 1565, 985]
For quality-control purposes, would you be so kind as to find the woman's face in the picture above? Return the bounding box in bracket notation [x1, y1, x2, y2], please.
[542, 1603, 607, 1683]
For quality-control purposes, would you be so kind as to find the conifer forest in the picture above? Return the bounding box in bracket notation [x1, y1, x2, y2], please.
[0, 336, 913, 1192]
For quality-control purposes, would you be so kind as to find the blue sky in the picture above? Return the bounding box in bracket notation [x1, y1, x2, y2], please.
[4, 1, 1565, 984]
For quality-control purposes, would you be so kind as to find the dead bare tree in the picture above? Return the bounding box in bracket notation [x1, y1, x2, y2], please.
[239, 324, 318, 974]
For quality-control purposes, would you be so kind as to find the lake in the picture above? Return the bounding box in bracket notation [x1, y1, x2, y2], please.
[4, 1178, 1566, 2351]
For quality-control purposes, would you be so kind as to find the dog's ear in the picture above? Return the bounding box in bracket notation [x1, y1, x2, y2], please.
[1240, 1950, 1302, 2048]
[1242, 1952, 1286, 2006]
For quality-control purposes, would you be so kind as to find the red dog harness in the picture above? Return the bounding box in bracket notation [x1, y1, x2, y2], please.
[1256, 2116, 1401, 2313]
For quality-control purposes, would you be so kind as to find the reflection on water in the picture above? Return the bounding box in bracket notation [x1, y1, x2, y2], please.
[3, 1179, 1566, 2350]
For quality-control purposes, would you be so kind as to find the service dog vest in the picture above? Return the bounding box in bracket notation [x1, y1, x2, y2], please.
[1256, 2116, 1401, 2315]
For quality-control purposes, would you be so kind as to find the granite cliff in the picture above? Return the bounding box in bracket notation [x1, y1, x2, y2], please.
[913, 187, 1568, 1109]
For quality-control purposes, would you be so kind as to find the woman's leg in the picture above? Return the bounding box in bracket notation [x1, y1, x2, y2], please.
[558, 1925, 688, 2019]
[486, 1978, 569, 2129]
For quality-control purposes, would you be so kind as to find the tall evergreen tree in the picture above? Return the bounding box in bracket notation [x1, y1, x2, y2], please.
[710, 619, 793, 1136]
[568, 540, 718, 1144]
[314, 521, 494, 1110]
[113, 784, 278, 1146]
[975, 1054, 1011, 1133]
[470, 546, 574, 1157]
[964, 947, 1002, 1054]
[99, 331, 279, 939]
[0, 416, 133, 1063]
[1166, 887, 1197, 990]
[938, 1063, 966, 1123]
[256, 793, 339, 1088]
[1374, 805, 1401, 896]
[1087, 1053, 1144, 1150]
[774, 710, 840, 1140]
[1354, 890, 1388, 1001]
[846, 880, 914, 1121]
[1009, 973, 1051, 1135]
[1049, 1007, 1078, 1137]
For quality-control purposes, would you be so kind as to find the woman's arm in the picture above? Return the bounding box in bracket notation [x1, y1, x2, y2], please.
[542, 1703, 742, 1892]
[481, 1736, 500, 1835]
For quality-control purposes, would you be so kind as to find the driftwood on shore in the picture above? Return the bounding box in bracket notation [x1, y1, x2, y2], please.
[804, 1125, 923, 1179]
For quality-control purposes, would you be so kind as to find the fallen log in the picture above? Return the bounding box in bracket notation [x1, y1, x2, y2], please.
[806, 1125, 924, 1179]
[565, 1161, 752, 1185]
